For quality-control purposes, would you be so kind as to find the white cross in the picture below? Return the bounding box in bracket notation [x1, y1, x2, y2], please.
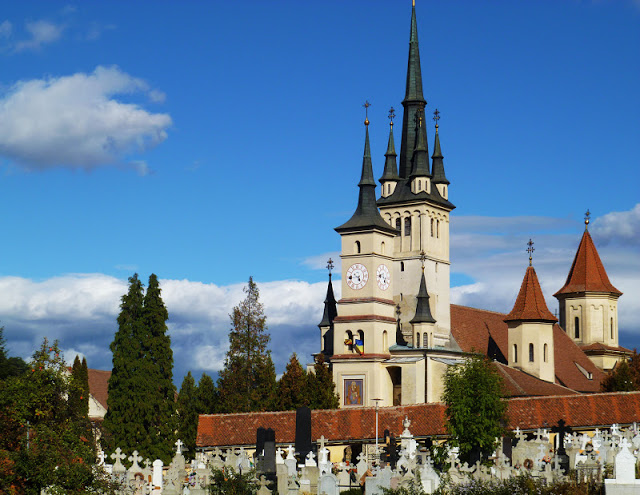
[129, 450, 143, 471]
[286, 445, 295, 459]
[318, 435, 327, 451]
[175, 439, 184, 455]
[111, 447, 126, 464]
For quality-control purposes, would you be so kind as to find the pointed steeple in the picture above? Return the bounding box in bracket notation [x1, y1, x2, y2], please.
[410, 271, 436, 324]
[554, 228, 622, 297]
[380, 108, 399, 182]
[318, 274, 337, 328]
[505, 265, 557, 323]
[398, 2, 427, 179]
[431, 109, 449, 185]
[409, 107, 430, 178]
[336, 113, 398, 234]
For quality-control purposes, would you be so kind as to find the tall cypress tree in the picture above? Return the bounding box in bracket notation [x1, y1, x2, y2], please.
[69, 355, 89, 418]
[277, 353, 309, 411]
[218, 277, 276, 413]
[196, 372, 218, 414]
[104, 274, 146, 456]
[142, 273, 176, 462]
[176, 372, 198, 460]
[307, 353, 340, 409]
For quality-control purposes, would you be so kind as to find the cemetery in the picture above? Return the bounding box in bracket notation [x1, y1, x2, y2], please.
[97, 413, 640, 494]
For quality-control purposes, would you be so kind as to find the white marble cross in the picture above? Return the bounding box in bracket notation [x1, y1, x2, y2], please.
[286, 445, 295, 459]
[175, 439, 184, 455]
[611, 424, 621, 437]
[128, 450, 143, 471]
[111, 447, 126, 471]
[318, 435, 327, 451]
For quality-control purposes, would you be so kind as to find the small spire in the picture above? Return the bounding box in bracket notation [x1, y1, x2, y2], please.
[410, 269, 436, 324]
[395, 303, 408, 346]
[527, 239, 535, 267]
[431, 109, 449, 186]
[363, 100, 371, 126]
[410, 104, 430, 177]
[380, 107, 399, 183]
[584, 209, 590, 231]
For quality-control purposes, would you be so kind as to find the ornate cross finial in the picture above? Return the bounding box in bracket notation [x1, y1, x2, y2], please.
[526, 239, 535, 266]
[433, 108, 440, 131]
[363, 100, 371, 126]
[584, 209, 590, 230]
[396, 303, 401, 320]
[419, 250, 426, 271]
[326, 258, 334, 275]
[388, 107, 396, 127]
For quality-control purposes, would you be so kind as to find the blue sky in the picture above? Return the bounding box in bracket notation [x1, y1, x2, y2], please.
[0, 1, 638, 385]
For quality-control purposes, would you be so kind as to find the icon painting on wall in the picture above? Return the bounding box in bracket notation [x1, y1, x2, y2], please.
[344, 378, 363, 406]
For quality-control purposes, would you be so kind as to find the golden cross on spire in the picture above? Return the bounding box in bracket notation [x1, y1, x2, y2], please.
[326, 258, 334, 274]
[388, 107, 396, 128]
[433, 108, 440, 131]
[419, 250, 426, 272]
[584, 209, 591, 230]
[526, 239, 535, 266]
[363, 100, 371, 126]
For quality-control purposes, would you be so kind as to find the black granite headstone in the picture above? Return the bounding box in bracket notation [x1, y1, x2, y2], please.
[263, 428, 276, 475]
[388, 434, 399, 469]
[295, 406, 312, 460]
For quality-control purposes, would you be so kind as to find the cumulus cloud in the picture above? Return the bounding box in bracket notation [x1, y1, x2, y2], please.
[0, 66, 172, 170]
[0, 20, 12, 38]
[14, 20, 64, 52]
[591, 203, 640, 247]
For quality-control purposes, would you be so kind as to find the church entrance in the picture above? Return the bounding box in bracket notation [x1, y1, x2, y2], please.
[387, 367, 402, 406]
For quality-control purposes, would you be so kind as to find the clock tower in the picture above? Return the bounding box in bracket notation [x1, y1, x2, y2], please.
[331, 108, 399, 408]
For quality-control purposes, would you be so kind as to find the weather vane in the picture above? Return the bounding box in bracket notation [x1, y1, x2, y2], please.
[326, 258, 334, 276]
[388, 107, 396, 127]
[433, 108, 440, 130]
[419, 250, 427, 271]
[584, 209, 590, 230]
[526, 239, 535, 266]
[363, 100, 371, 126]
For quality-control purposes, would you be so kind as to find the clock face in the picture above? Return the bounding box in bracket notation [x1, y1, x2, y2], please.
[346, 263, 369, 290]
[376, 264, 390, 290]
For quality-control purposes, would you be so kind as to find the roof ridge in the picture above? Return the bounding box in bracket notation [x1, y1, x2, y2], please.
[451, 304, 507, 317]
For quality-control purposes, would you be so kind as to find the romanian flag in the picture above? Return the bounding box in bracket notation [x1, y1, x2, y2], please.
[354, 339, 364, 355]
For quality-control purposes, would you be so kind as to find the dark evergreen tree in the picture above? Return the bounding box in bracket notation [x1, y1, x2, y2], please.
[0, 326, 28, 380]
[69, 355, 89, 419]
[196, 372, 218, 414]
[277, 353, 309, 410]
[142, 273, 176, 462]
[601, 352, 640, 392]
[103, 274, 146, 457]
[218, 277, 276, 413]
[176, 372, 199, 459]
[307, 353, 340, 409]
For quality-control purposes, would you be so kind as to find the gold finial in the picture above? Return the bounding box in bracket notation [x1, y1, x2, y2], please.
[433, 108, 440, 132]
[388, 107, 395, 128]
[526, 239, 535, 266]
[419, 250, 426, 272]
[363, 100, 371, 126]
[413, 0, 416, 7]
[584, 209, 590, 230]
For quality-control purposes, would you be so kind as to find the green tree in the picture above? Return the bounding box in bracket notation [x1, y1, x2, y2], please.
[601, 351, 640, 392]
[0, 326, 29, 380]
[177, 372, 199, 459]
[218, 277, 276, 413]
[69, 355, 89, 419]
[104, 273, 176, 464]
[197, 372, 218, 414]
[442, 354, 507, 463]
[208, 466, 257, 495]
[277, 353, 309, 410]
[0, 339, 111, 494]
[307, 353, 340, 409]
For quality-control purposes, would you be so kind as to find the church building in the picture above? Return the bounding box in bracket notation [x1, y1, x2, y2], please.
[317, 2, 631, 409]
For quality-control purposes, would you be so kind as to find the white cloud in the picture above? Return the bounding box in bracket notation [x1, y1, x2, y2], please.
[148, 89, 166, 103]
[0, 66, 172, 171]
[15, 20, 64, 52]
[591, 203, 640, 247]
[0, 20, 12, 38]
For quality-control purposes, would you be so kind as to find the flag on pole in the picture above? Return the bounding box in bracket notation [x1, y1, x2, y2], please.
[355, 339, 364, 354]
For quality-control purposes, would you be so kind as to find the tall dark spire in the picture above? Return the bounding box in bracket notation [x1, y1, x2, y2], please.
[336, 113, 398, 234]
[380, 108, 399, 182]
[319, 259, 337, 356]
[398, 2, 427, 179]
[431, 109, 449, 185]
[410, 106, 430, 177]
[410, 270, 436, 324]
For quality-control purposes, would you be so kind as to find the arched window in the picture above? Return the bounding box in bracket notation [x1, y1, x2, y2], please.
[345, 330, 353, 353]
[400, 261, 405, 272]
[436, 220, 440, 238]
[529, 343, 534, 362]
[423, 332, 428, 348]
[415, 333, 420, 348]
[574, 317, 580, 339]
[418, 180, 422, 191]
[544, 343, 548, 362]
[404, 217, 411, 237]
[513, 344, 518, 363]
[355, 240, 361, 254]
[430, 218, 434, 237]
[357, 330, 365, 353]
[383, 330, 388, 350]
[395, 218, 401, 231]
[381, 241, 386, 254]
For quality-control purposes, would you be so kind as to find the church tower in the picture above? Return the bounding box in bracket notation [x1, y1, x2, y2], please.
[554, 212, 626, 371]
[331, 110, 399, 408]
[376, 2, 455, 347]
[505, 241, 557, 383]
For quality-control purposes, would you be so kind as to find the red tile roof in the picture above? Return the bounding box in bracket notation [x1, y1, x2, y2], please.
[580, 343, 633, 354]
[88, 369, 111, 411]
[450, 305, 604, 393]
[504, 266, 557, 322]
[493, 362, 578, 398]
[554, 230, 622, 297]
[196, 392, 640, 447]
